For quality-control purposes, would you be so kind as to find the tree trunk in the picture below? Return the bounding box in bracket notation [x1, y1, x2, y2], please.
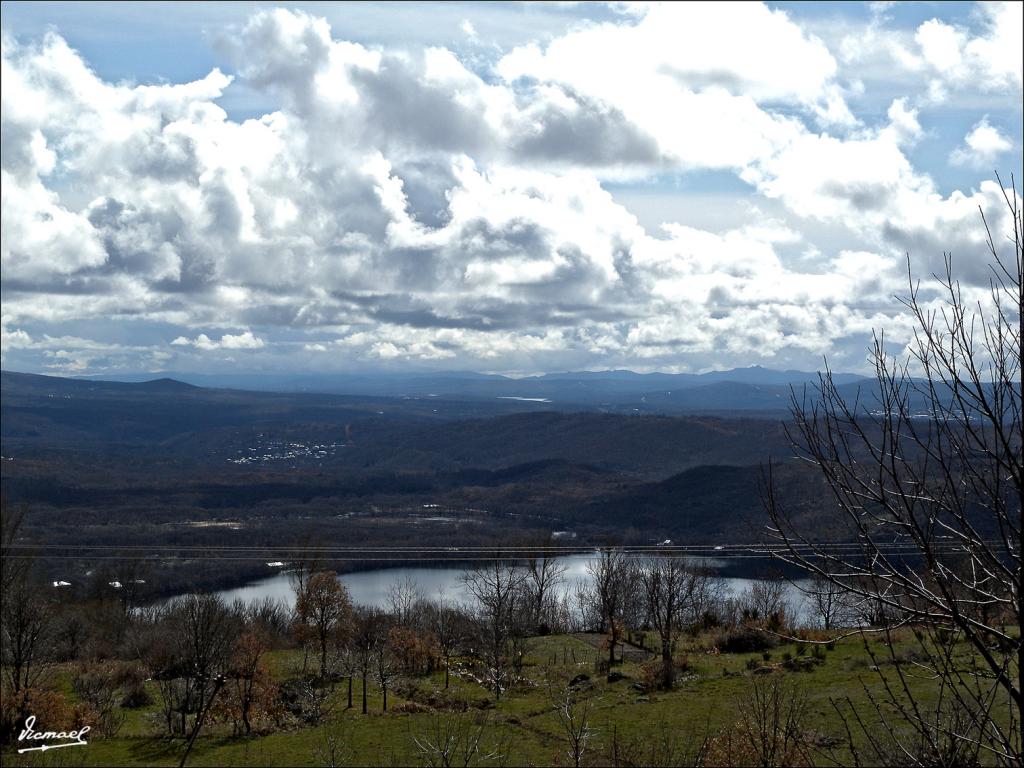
[661, 643, 673, 689]
[361, 673, 367, 714]
[347, 675, 352, 709]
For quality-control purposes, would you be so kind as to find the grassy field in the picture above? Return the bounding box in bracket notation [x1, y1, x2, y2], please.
[2, 628, 1012, 767]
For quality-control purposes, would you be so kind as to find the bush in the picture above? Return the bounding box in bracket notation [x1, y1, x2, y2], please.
[392, 701, 430, 714]
[113, 661, 151, 708]
[718, 627, 778, 654]
[0, 687, 97, 744]
[72, 661, 127, 737]
[638, 662, 659, 691]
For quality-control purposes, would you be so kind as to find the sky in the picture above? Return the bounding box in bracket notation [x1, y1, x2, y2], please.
[1, 1, 1021, 377]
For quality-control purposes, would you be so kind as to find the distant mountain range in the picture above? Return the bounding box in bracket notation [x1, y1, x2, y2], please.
[30, 365, 869, 415]
[0, 369, 796, 474]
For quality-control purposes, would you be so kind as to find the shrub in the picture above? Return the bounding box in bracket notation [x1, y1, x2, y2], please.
[718, 627, 778, 654]
[72, 661, 127, 737]
[639, 662, 660, 691]
[392, 701, 430, 714]
[112, 662, 151, 708]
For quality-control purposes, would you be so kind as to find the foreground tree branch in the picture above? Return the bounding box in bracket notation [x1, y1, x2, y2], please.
[764, 176, 1022, 765]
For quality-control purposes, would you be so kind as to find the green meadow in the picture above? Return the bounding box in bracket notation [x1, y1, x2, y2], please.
[6, 626, 1010, 768]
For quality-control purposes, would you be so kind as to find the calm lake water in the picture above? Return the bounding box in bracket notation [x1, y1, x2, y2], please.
[210, 552, 812, 621]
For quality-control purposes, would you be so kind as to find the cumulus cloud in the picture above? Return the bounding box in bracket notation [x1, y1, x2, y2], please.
[910, 2, 1023, 102]
[171, 331, 265, 350]
[950, 118, 1013, 168]
[1, 5, 1020, 376]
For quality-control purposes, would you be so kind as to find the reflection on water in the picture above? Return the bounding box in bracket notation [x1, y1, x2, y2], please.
[211, 553, 811, 621]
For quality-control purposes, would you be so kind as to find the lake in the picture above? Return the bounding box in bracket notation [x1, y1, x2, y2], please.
[210, 552, 813, 621]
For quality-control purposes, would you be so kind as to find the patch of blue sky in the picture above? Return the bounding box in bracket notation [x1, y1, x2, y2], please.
[770, 1, 978, 31]
[604, 171, 762, 236]
[0, 1, 610, 79]
[603, 169, 756, 196]
[0, 2, 235, 84]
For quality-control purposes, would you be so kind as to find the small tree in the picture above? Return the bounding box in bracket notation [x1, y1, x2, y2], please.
[637, 557, 720, 688]
[351, 608, 383, 715]
[804, 572, 853, 631]
[374, 629, 399, 712]
[524, 538, 568, 633]
[586, 548, 634, 678]
[220, 627, 279, 736]
[166, 595, 238, 768]
[387, 575, 423, 629]
[461, 558, 528, 699]
[707, 676, 810, 767]
[294, 571, 353, 681]
[412, 709, 500, 768]
[1, 499, 53, 726]
[429, 594, 466, 690]
[550, 678, 595, 768]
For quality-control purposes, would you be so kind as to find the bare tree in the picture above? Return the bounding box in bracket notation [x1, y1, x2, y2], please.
[317, 715, 355, 767]
[288, 538, 327, 597]
[461, 558, 528, 700]
[639, 557, 715, 689]
[763, 180, 1022, 764]
[524, 538, 568, 633]
[1, 563, 52, 696]
[374, 624, 399, 712]
[1, 499, 29, 597]
[388, 574, 424, 629]
[739, 578, 790, 632]
[430, 591, 466, 689]
[0, 500, 54, 742]
[803, 572, 853, 631]
[586, 548, 634, 678]
[338, 639, 358, 710]
[165, 594, 239, 768]
[412, 709, 503, 768]
[550, 677, 596, 768]
[725, 676, 810, 768]
[351, 607, 383, 714]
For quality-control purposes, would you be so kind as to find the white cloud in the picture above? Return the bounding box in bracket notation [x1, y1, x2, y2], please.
[171, 330, 265, 350]
[950, 118, 1013, 168]
[907, 2, 1023, 102]
[1, 6, 1020, 376]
